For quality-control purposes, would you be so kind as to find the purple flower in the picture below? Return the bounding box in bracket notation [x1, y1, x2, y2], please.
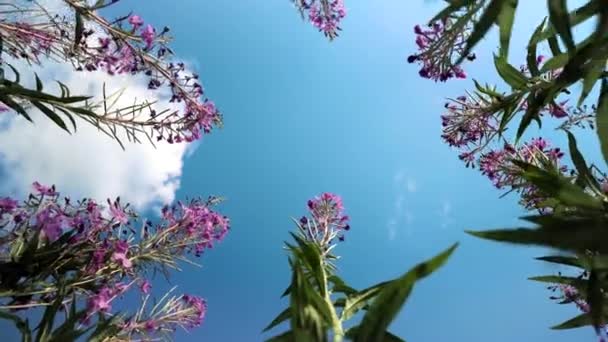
[32, 181, 56, 196]
[87, 287, 113, 314]
[36, 206, 65, 241]
[128, 15, 144, 28]
[140, 280, 152, 294]
[111, 240, 132, 269]
[108, 199, 129, 225]
[141, 25, 155, 49]
[0, 197, 18, 214]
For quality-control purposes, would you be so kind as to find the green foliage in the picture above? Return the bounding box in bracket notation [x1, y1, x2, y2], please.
[264, 226, 457, 341]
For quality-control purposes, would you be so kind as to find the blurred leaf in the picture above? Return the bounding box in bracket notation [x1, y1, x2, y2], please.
[328, 275, 357, 295]
[263, 308, 291, 333]
[457, 0, 507, 65]
[31, 101, 70, 133]
[529, 275, 587, 289]
[0, 311, 31, 342]
[35, 283, 65, 342]
[551, 313, 593, 330]
[547, 0, 575, 52]
[494, 54, 528, 89]
[88, 315, 122, 342]
[587, 271, 605, 331]
[540, 52, 569, 72]
[597, 79, 608, 167]
[265, 330, 294, 342]
[353, 244, 458, 342]
[514, 160, 602, 210]
[536, 255, 586, 269]
[346, 326, 406, 341]
[34, 73, 43, 92]
[578, 60, 604, 107]
[74, 11, 84, 49]
[531, 1, 600, 45]
[566, 131, 602, 192]
[430, 0, 475, 23]
[0, 94, 32, 122]
[341, 281, 391, 321]
[527, 18, 547, 76]
[497, 0, 518, 57]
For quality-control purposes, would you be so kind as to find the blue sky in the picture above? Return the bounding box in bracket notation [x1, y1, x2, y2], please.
[1, 0, 602, 341]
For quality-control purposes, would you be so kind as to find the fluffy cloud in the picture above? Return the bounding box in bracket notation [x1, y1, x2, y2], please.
[0, 60, 192, 210]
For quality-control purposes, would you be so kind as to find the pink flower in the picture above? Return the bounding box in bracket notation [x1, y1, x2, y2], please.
[32, 181, 56, 196]
[0, 102, 9, 112]
[0, 197, 18, 214]
[87, 287, 113, 314]
[111, 240, 132, 269]
[140, 280, 152, 294]
[108, 199, 129, 225]
[141, 25, 155, 49]
[128, 15, 144, 28]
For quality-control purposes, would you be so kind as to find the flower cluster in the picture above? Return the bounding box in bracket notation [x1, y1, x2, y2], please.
[478, 138, 567, 210]
[407, 18, 475, 82]
[1, 2, 222, 144]
[298, 192, 349, 248]
[293, 0, 346, 40]
[0, 182, 228, 340]
[441, 93, 502, 166]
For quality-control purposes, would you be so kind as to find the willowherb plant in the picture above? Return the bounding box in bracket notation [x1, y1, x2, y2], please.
[291, 0, 346, 40]
[264, 193, 457, 342]
[0, 0, 222, 148]
[0, 182, 229, 341]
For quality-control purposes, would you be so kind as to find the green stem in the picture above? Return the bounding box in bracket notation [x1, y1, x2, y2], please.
[320, 263, 343, 342]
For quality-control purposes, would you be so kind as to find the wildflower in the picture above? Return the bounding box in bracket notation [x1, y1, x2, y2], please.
[111, 240, 133, 269]
[87, 287, 113, 315]
[141, 25, 155, 49]
[128, 15, 144, 29]
[0, 197, 18, 214]
[32, 181, 56, 196]
[140, 280, 152, 294]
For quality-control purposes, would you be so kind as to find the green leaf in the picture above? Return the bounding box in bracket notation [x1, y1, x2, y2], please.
[34, 73, 43, 92]
[88, 315, 122, 342]
[531, 1, 600, 45]
[596, 79, 608, 168]
[0, 94, 32, 122]
[535, 255, 586, 269]
[547, 0, 575, 52]
[527, 18, 547, 76]
[466, 218, 608, 253]
[263, 308, 291, 332]
[353, 243, 458, 342]
[340, 280, 390, 321]
[497, 0, 518, 57]
[265, 330, 294, 342]
[0, 311, 31, 342]
[578, 60, 604, 107]
[528, 275, 587, 289]
[587, 271, 605, 331]
[346, 326, 406, 341]
[540, 52, 569, 73]
[514, 160, 603, 210]
[494, 54, 528, 89]
[31, 101, 70, 133]
[74, 11, 84, 50]
[35, 285, 65, 342]
[551, 313, 593, 330]
[566, 131, 602, 192]
[328, 275, 357, 295]
[429, 0, 475, 23]
[457, 0, 507, 65]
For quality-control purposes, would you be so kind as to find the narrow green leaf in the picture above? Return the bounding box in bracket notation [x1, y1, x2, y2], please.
[497, 0, 518, 57]
[540, 52, 569, 73]
[547, 0, 575, 51]
[578, 60, 604, 107]
[341, 281, 391, 321]
[566, 131, 602, 192]
[31, 101, 70, 133]
[551, 313, 593, 330]
[0, 94, 32, 122]
[346, 326, 406, 342]
[531, 1, 599, 45]
[587, 271, 605, 331]
[74, 11, 84, 50]
[596, 79, 608, 168]
[265, 330, 294, 342]
[34, 73, 43, 92]
[527, 18, 547, 76]
[536, 255, 586, 269]
[494, 54, 528, 89]
[457, 0, 507, 65]
[0, 311, 31, 342]
[429, 0, 475, 23]
[263, 308, 291, 332]
[529, 275, 587, 289]
[354, 244, 458, 342]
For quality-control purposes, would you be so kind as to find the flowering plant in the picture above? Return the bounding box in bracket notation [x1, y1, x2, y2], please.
[264, 193, 457, 341]
[403, 0, 608, 339]
[0, 0, 222, 148]
[0, 183, 229, 341]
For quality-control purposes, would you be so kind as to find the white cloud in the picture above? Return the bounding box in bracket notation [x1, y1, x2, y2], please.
[406, 178, 417, 193]
[0, 0, 198, 210]
[387, 169, 417, 240]
[439, 200, 453, 229]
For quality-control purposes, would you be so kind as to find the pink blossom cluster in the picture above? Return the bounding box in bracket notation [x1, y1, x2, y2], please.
[1, 5, 222, 144]
[294, 0, 346, 40]
[407, 20, 474, 82]
[0, 182, 228, 339]
[299, 192, 349, 245]
[478, 138, 567, 210]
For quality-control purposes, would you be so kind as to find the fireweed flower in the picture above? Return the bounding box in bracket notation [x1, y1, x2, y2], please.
[478, 138, 567, 210]
[441, 92, 502, 166]
[407, 15, 476, 82]
[298, 193, 349, 250]
[1, 2, 223, 145]
[0, 182, 227, 339]
[293, 0, 346, 40]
